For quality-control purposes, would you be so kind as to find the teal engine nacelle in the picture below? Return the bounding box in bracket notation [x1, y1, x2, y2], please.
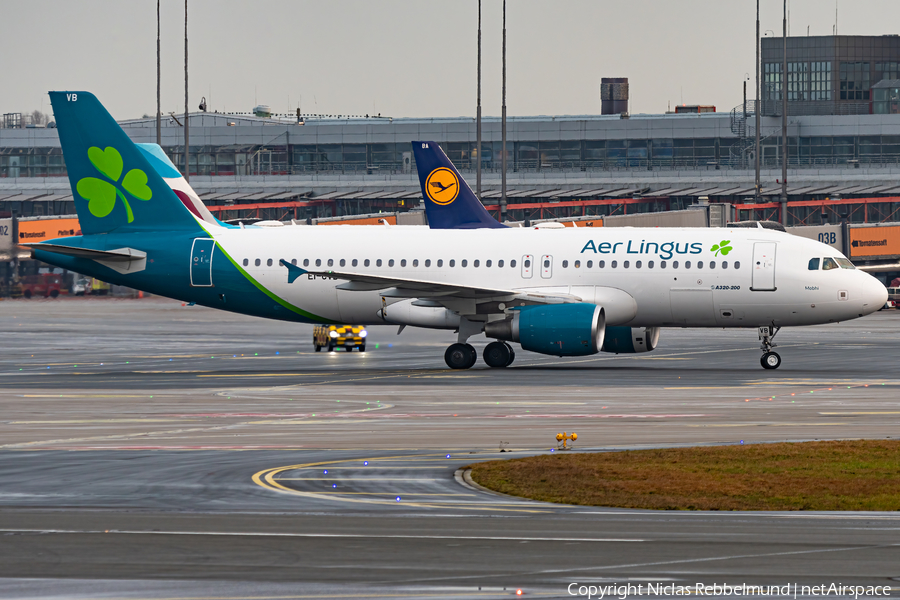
[483, 303, 605, 357]
[601, 326, 661, 354]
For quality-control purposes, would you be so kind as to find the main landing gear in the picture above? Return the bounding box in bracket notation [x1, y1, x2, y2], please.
[444, 341, 516, 369]
[483, 341, 515, 368]
[445, 343, 477, 370]
[758, 325, 782, 370]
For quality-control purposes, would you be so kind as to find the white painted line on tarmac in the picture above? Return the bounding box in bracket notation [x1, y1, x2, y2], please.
[0, 529, 644, 543]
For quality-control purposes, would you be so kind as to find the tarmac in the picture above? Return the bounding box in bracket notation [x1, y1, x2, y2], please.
[2, 297, 900, 599]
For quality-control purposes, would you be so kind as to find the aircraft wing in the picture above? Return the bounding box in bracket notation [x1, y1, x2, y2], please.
[280, 260, 581, 305]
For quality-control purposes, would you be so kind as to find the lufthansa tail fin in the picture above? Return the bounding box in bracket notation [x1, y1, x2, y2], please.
[49, 91, 201, 235]
[411, 141, 506, 229]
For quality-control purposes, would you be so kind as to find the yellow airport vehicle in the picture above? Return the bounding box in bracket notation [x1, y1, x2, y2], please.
[314, 324, 367, 352]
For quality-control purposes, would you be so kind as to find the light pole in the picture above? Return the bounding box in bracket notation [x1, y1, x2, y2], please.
[781, 0, 788, 226]
[500, 0, 507, 223]
[184, 0, 190, 183]
[476, 0, 482, 199]
[156, 0, 161, 146]
[755, 0, 761, 202]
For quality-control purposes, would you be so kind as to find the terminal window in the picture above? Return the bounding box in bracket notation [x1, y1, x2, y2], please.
[840, 62, 870, 100]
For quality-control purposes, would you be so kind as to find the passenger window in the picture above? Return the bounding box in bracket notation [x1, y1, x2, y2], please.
[352, 259, 358, 267]
[315, 259, 322, 267]
[709, 261, 715, 269]
[587, 260, 593, 268]
[599, 260, 605, 268]
[660, 261, 666, 269]
[510, 259, 516, 267]
[364, 259, 370, 267]
[486, 260, 492, 267]
[376, 259, 382, 267]
[401, 259, 407, 267]
[266, 259, 273, 267]
[450, 259, 456, 267]
[461, 259, 467, 267]
[524, 259, 531, 268]
[498, 259, 504, 267]
[242, 259, 249, 266]
[562, 260, 568, 268]
[412, 259, 418, 267]
[648, 260, 654, 268]
[327, 259, 333, 267]
[684, 261, 691, 269]
[255, 259, 261, 266]
[340, 259, 346, 267]
[611, 260, 618, 268]
[697, 261, 703, 269]
[623, 261, 629, 268]
[734, 261, 741, 269]
[388, 259, 394, 267]
[808, 258, 820, 270]
[425, 259, 431, 267]
[303, 259, 310, 267]
[437, 259, 443, 267]
[721, 261, 727, 269]
[822, 257, 839, 270]
[291, 259, 297, 266]
[635, 260, 642, 269]
[673, 261, 679, 268]
[473, 259, 479, 267]
[575, 260, 580, 268]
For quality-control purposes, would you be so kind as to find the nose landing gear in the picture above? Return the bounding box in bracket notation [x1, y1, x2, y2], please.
[758, 325, 782, 369]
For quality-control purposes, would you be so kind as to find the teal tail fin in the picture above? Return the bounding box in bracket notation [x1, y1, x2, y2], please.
[49, 91, 201, 235]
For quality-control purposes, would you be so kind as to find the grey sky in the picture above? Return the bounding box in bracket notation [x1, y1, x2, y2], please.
[2, 0, 899, 121]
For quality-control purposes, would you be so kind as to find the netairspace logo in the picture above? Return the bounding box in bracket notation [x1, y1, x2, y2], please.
[566, 582, 892, 599]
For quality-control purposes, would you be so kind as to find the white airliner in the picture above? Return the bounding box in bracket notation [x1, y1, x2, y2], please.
[34, 92, 888, 371]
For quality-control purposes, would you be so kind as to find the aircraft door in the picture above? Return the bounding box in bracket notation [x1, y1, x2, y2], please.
[190, 238, 215, 287]
[751, 242, 777, 291]
[540, 255, 553, 279]
[521, 255, 534, 279]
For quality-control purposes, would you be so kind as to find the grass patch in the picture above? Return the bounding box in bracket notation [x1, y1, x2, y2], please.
[467, 440, 900, 511]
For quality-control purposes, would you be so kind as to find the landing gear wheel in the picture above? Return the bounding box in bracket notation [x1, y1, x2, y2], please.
[761, 351, 782, 370]
[505, 343, 516, 366]
[483, 341, 512, 368]
[445, 343, 477, 369]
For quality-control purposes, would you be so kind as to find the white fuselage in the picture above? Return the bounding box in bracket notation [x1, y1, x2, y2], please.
[209, 224, 887, 328]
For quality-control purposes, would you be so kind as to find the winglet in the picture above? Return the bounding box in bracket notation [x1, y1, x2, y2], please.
[280, 259, 307, 283]
[411, 141, 507, 229]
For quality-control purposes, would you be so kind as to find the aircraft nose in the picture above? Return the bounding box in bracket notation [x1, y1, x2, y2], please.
[862, 275, 888, 313]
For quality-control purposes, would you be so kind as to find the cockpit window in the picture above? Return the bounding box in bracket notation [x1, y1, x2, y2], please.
[822, 257, 839, 270]
[808, 258, 820, 270]
[835, 257, 856, 269]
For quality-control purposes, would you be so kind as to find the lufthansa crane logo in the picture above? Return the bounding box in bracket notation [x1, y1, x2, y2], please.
[425, 167, 459, 206]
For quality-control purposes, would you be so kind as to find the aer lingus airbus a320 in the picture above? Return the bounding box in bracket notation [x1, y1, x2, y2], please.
[29, 92, 887, 370]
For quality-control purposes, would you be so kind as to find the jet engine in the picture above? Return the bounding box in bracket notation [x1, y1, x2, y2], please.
[601, 326, 660, 353]
[483, 303, 605, 357]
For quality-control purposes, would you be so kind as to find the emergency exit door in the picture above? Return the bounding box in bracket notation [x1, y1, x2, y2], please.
[750, 242, 777, 291]
[190, 238, 215, 287]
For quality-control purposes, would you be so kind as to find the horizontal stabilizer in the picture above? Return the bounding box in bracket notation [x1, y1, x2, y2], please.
[26, 243, 147, 274]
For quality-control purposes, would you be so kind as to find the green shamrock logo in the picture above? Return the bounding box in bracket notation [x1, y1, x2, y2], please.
[76, 147, 152, 223]
[711, 240, 733, 257]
